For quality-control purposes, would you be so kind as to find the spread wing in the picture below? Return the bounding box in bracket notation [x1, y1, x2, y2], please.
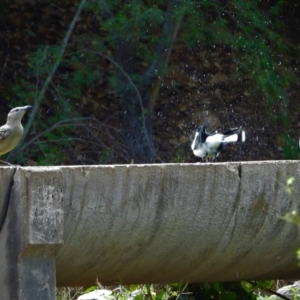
[0, 125, 10, 143]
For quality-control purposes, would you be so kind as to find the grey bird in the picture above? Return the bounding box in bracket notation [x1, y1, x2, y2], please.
[0, 105, 32, 156]
[191, 124, 246, 162]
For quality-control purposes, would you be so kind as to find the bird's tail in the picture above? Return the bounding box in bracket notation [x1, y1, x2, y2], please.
[222, 126, 246, 143]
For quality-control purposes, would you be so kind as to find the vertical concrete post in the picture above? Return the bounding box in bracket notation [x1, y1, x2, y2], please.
[0, 168, 64, 300]
[19, 257, 57, 299]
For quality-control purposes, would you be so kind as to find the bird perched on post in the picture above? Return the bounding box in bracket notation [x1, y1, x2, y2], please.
[0, 105, 32, 157]
[191, 124, 246, 162]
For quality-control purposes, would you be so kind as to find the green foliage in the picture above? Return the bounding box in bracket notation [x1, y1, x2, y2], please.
[281, 135, 299, 159]
[110, 285, 169, 300]
[0, 3, 7, 19]
[12, 41, 102, 164]
[84, 286, 98, 293]
[29, 46, 62, 76]
[281, 177, 300, 271]
[100, 1, 165, 42]
[179, 0, 291, 108]
[11, 0, 294, 164]
[56, 287, 84, 300]
[98, 149, 113, 164]
[62, 281, 284, 300]
[12, 80, 36, 105]
[281, 210, 299, 226]
[186, 282, 258, 300]
[281, 176, 298, 224]
[289, 287, 300, 300]
[172, 148, 185, 163]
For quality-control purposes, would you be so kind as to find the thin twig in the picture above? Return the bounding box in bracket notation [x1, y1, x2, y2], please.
[0, 42, 9, 82]
[15, 118, 91, 153]
[16, 117, 130, 162]
[98, 0, 113, 19]
[148, 3, 184, 108]
[144, 0, 183, 81]
[247, 281, 291, 300]
[89, 51, 145, 127]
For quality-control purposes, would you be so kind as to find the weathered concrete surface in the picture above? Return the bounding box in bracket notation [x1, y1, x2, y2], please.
[0, 167, 16, 231]
[0, 167, 63, 300]
[1, 161, 300, 295]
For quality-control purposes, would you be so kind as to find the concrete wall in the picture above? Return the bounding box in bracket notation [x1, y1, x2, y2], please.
[1, 161, 300, 298]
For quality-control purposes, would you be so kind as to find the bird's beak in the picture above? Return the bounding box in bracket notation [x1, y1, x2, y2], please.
[24, 105, 32, 111]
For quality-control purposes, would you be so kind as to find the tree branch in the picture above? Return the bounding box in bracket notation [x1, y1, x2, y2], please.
[143, 0, 185, 111]
[15, 118, 91, 154]
[7, 0, 87, 161]
[86, 50, 163, 162]
[98, 0, 113, 19]
[144, 0, 184, 82]
[17, 117, 130, 163]
[149, 8, 184, 109]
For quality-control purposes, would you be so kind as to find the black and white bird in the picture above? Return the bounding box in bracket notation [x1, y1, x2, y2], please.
[191, 124, 246, 162]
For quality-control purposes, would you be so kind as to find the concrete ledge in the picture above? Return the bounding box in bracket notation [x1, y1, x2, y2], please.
[1, 161, 300, 298]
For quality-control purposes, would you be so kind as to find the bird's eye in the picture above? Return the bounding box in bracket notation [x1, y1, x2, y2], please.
[15, 109, 19, 112]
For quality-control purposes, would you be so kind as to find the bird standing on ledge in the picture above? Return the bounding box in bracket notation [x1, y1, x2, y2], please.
[0, 105, 32, 157]
[191, 124, 246, 162]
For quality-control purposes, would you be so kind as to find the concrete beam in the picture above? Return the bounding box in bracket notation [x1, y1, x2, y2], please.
[1, 161, 300, 298]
